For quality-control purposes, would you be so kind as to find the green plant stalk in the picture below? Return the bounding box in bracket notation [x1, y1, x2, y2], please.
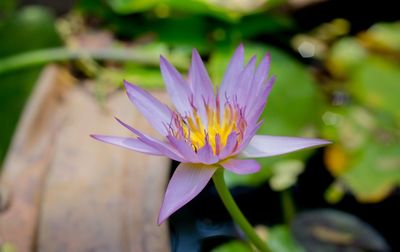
[281, 189, 295, 225]
[212, 168, 272, 252]
[0, 47, 188, 75]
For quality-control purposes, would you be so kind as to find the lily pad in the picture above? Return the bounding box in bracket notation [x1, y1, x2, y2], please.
[268, 225, 305, 252]
[323, 30, 400, 202]
[349, 56, 400, 122]
[341, 143, 400, 202]
[326, 37, 367, 78]
[322, 99, 400, 202]
[292, 209, 390, 252]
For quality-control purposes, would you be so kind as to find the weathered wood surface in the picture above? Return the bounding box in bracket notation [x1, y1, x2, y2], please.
[0, 65, 171, 252]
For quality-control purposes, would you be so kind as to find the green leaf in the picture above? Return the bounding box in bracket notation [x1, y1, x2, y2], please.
[154, 16, 209, 50]
[341, 142, 400, 202]
[327, 37, 367, 78]
[0, 0, 16, 22]
[349, 56, 400, 122]
[323, 105, 400, 202]
[361, 22, 400, 52]
[107, 0, 238, 21]
[212, 225, 304, 252]
[227, 14, 294, 41]
[211, 240, 252, 252]
[0, 6, 61, 57]
[269, 225, 305, 252]
[106, 0, 285, 21]
[108, 0, 159, 13]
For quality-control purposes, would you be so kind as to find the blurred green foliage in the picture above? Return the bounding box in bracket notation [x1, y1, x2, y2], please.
[212, 225, 304, 252]
[0, 6, 62, 164]
[106, 0, 286, 21]
[323, 23, 400, 202]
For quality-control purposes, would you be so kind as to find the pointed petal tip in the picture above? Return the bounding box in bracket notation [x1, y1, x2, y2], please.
[157, 213, 167, 226]
[157, 163, 217, 225]
[123, 80, 139, 93]
[319, 139, 333, 145]
[241, 135, 332, 158]
[90, 134, 107, 142]
[114, 116, 126, 125]
[192, 48, 200, 56]
[89, 134, 116, 144]
[232, 43, 244, 57]
[249, 55, 257, 64]
[263, 52, 271, 66]
[159, 55, 174, 68]
[123, 79, 132, 88]
[236, 44, 244, 56]
[89, 134, 98, 139]
[159, 55, 174, 73]
[159, 54, 167, 63]
[90, 134, 119, 146]
[157, 204, 172, 226]
[267, 75, 277, 87]
[191, 48, 204, 65]
[114, 117, 143, 136]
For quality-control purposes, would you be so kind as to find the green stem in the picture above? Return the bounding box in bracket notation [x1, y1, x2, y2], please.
[212, 169, 272, 252]
[281, 189, 295, 225]
[0, 47, 188, 75]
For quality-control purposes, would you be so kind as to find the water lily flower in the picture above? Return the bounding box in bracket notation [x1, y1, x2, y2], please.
[91, 45, 330, 225]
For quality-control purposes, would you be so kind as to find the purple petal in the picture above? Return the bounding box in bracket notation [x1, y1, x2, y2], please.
[124, 81, 172, 136]
[253, 53, 271, 94]
[189, 49, 215, 105]
[137, 135, 185, 162]
[219, 132, 238, 159]
[246, 76, 276, 123]
[158, 163, 217, 224]
[236, 56, 257, 105]
[219, 44, 244, 104]
[167, 135, 198, 163]
[234, 120, 263, 155]
[115, 117, 142, 135]
[241, 135, 331, 158]
[114, 117, 184, 161]
[197, 142, 219, 164]
[160, 56, 192, 114]
[90, 135, 162, 155]
[221, 159, 261, 174]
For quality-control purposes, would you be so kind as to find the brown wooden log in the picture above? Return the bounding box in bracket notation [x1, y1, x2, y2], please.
[0, 65, 171, 252]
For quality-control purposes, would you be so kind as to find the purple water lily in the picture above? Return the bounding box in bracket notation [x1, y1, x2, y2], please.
[91, 45, 330, 225]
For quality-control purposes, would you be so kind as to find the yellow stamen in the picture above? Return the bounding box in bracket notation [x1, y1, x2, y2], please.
[180, 105, 242, 154]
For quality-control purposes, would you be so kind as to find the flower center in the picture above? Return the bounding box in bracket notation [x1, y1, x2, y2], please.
[170, 101, 246, 155]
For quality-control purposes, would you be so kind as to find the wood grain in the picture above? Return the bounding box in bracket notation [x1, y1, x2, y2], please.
[0, 65, 171, 252]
